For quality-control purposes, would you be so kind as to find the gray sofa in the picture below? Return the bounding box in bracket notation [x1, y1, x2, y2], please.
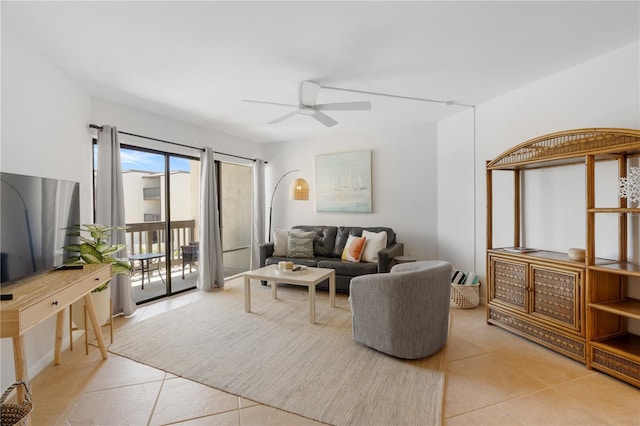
[350, 260, 452, 359]
[259, 225, 404, 293]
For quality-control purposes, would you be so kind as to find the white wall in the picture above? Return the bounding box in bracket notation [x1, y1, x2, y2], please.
[90, 97, 263, 161]
[437, 109, 476, 273]
[1, 29, 265, 392]
[438, 41, 640, 304]
[264, 122, 439, 261]
[1, 28, 92, 392]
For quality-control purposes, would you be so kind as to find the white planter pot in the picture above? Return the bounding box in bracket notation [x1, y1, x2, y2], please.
[72, 289, 111, 330]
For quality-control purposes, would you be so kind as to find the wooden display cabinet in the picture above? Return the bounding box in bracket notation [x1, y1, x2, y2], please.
[486, 128, 640, 387]
[488, 251, 586, 362]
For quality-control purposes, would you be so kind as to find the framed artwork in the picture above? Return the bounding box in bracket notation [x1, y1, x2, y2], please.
[315, 150, 372, 213]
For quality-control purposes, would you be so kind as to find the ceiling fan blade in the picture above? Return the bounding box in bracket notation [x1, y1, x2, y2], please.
[311, 111, 338, 127]
[243, 99, 297, 108]
[300, 81, 321, 106]
[268, 110, 299, 124]
[314, 101, 372, 111]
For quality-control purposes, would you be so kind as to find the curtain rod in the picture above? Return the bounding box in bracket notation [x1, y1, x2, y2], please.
[89, 124, 262, 163]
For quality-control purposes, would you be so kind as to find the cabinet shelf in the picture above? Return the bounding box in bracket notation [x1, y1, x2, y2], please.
[588, 298, 640, 321]
[591, 334, 640, 362]
[589, 262, 640, 277]
[588, 208, 640, 214]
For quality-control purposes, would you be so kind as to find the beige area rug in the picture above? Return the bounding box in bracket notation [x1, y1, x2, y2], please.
[109, 280, 447, 425]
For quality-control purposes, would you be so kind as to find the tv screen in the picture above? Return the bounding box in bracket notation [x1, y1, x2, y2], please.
[0, 172, 80, 285]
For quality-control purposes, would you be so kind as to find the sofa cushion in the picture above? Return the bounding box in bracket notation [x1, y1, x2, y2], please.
[333, 226, 396, 257]
[341, 235, 366, 262]
[292, 226, 337, 257]
[272, 228, 291, 256]
[317, 259, 378, 276]
[287, 231, 315, 257]
[361, 230, 388, 263]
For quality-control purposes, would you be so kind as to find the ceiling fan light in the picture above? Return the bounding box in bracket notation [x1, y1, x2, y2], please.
[298, 106, 315, 115]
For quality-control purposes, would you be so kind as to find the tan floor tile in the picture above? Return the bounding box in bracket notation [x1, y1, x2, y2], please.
[149, 377, 239, 425]
[28, 395, 75, 426]
[239, 404, 326, 425]
[445, 404, 523, 425]
[446, 333, 486, 362]
[496, 342, 593, 387]
[62, 381, 162, 425]
[168, 410, 240, 425]
[498, 387, 615, 425]
[445, 352, 547, 417]
[83, 354, 167, 392]
[552, 374, 640, 425]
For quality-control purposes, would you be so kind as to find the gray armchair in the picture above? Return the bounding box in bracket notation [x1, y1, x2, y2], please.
[349, 260, 452, 359]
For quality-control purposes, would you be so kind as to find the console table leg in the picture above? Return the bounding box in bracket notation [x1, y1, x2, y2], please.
[54, 310, 64, 365]
[83, 293, 108, 359]
[12, 336, 26, 403]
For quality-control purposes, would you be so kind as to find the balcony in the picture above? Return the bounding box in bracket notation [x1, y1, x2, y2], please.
[125, 220, 250, 303]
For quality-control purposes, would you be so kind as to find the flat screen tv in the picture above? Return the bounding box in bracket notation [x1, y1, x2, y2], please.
[0, 172, 80, 286]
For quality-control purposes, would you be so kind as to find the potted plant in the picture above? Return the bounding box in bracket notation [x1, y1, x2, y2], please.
[63, 224, 131, 327]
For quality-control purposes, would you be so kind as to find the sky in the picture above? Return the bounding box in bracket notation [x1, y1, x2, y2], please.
[95, 147, 192, 173]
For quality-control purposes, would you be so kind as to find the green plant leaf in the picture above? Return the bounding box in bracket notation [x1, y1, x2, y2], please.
[62, 244, 82, 253]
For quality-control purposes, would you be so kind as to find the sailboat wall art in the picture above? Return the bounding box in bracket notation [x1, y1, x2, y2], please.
[315, 150, 372, 213]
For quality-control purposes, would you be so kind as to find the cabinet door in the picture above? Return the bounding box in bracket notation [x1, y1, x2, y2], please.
[530, 265, 582, 333]
[490, 257, 527, 312]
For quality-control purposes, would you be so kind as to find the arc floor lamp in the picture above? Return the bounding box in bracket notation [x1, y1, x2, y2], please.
[268, 169, 309, 242]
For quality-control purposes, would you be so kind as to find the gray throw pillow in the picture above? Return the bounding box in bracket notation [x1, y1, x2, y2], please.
[272, 228, 291, 256]
[287, 231, 315, 258]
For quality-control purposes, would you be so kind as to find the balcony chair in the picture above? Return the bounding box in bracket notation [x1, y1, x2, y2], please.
[349, 260, 452, 359]
[181, 241, 199, 279]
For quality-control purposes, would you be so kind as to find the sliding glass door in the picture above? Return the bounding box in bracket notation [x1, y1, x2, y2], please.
[219, 162, 252, 277]
[94, 143, 253, 304]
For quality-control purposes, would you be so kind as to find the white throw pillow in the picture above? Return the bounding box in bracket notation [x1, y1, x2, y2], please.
[272, 229, 291, 256]
[361, 230, 388, 263]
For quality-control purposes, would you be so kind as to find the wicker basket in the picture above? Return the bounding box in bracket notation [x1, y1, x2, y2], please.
[1, 381, 33, 426]
[450, 283, 480, 309]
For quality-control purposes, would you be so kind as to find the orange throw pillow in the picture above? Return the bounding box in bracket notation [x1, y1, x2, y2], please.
[341, 235, 367, 263]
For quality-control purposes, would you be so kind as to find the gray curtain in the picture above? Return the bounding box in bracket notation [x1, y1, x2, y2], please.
[197, 147, 225, 290]
[96, 125, 136, 316]
[250, 159, 265, 269]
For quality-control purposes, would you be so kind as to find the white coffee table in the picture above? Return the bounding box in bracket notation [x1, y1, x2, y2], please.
[243, 265, 336, 324]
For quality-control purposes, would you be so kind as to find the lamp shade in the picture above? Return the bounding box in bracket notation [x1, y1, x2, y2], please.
[290, 178, 309, 200]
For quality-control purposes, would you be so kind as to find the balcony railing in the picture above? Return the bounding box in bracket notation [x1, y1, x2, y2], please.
[125, 220, 196, 263]
[125, 220, 251, 277]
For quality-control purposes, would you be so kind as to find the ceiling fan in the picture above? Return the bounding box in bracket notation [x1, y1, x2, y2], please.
[243, 81, 372, 127]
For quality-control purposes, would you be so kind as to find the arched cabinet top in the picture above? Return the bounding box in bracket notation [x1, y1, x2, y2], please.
[487, 128, 640, 170]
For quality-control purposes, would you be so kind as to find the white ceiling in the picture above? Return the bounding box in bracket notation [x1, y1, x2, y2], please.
[3, 1, 639, 143]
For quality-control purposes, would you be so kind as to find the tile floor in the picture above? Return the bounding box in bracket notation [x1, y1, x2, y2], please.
[22, 278, 640, 425]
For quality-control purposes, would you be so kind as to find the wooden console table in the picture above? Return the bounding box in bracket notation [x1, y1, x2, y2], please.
[0, 264, 112, 401]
